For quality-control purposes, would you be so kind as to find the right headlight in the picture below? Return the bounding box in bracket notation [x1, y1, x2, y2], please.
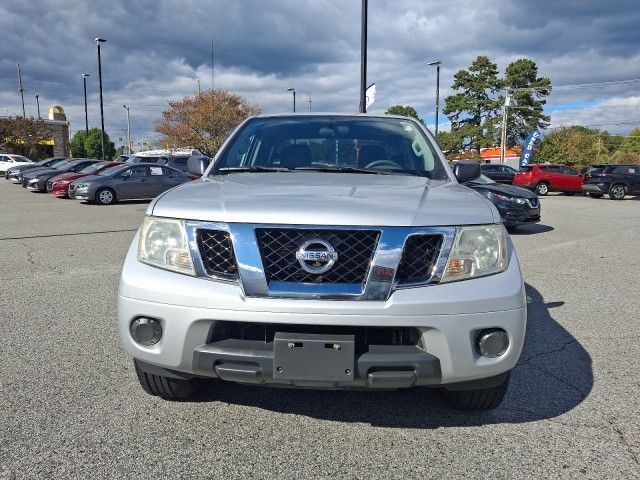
[441, 224, 508, 283]
[137, 216, 195, 275]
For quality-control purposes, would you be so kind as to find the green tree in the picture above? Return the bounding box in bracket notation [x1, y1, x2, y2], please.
[443, 56, 502, 153]
[385, 105, 424, 124]
[503, 58, 551, 147]
[620, 127, 640, 154]
[70, 130, 88, 157]
[83, 127, 115, 159]
[534, 126, 606, 170]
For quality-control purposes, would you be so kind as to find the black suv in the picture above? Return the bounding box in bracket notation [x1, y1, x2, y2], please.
[480, 163, 518, 184]
[582, 164, 640, 200]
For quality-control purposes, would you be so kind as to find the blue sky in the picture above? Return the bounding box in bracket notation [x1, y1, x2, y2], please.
[1, 0, 639, 148]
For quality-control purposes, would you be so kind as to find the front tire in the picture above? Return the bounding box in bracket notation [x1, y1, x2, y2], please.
[609, 184, 626, 200]
[134, 360, 201, 401]
[95, 187, 116, 205]
[441, 372, 510, 410]
[535, 182, 549, 196]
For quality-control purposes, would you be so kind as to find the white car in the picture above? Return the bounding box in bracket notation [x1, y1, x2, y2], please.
[0, 154, 32, 173]
[118, 114, 527, 411]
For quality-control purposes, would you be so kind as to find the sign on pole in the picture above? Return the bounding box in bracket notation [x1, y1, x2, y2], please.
[365, 83, 376, 110]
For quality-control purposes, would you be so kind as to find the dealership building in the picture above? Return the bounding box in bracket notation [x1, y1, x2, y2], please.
[1, 105, 70, 157]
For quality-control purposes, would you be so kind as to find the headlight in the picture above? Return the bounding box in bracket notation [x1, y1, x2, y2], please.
[28, 178, 39, 184]
[494, 193, 526, 204]
[441, 224, 508, 283]
[74, 183, 88, 189]
[137, 216, 194, 275]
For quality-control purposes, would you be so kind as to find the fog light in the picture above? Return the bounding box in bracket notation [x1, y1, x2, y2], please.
[130, 317, 163, 346]
[476, 329, 509, 358]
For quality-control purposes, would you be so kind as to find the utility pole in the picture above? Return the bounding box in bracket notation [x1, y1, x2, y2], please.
[82, 74, 90, 134]
[358, 0, 368, 113]
[17, 64, 26, 118]
[500, 92, 511, 165]
[95, 37, 107, 160]
[123, 105, 131, 155]
[308, 95, 312, 112]
[197, 78, 201, 94]
[35, 94, 41, 119]
[211, 41, 214, 91]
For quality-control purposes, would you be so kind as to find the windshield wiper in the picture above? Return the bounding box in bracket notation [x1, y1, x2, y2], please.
[293, 166, 394, 175]
[217, 166, 290, 173]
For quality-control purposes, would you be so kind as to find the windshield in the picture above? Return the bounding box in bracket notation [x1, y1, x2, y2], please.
[469, 174, 496, 185]
[99, 165, 127, 176]
[79, 162, 106, 174]
[211, 116, 449, 179]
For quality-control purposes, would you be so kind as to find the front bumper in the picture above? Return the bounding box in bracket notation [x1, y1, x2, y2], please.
[582, 183, 607, 194]
[118, 233, 527, 389]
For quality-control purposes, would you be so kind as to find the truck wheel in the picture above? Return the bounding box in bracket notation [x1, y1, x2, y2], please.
[609, 184, 626, 200]
[441, 372, 510, 410]
[96, 188, 117, 205]
[134, 360, 200, 400]
[587, 193, 603, 199]
[535, 182, 549, 196]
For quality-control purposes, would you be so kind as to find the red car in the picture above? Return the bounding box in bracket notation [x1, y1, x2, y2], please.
[513, 163, 583, 196]
[47, 161, 122, 197]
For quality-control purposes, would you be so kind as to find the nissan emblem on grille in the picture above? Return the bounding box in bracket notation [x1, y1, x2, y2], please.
[295, 239, 338, 274]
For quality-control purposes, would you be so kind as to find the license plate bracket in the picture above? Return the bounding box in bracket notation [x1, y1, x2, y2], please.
[273, 332, 355, 382]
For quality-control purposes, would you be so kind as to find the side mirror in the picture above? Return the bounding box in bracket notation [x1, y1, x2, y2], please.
[453, 160, 481, 183]
[187, 156, 212, 176]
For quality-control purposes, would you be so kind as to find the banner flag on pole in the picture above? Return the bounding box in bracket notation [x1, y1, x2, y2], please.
[520, 130, 541, 168]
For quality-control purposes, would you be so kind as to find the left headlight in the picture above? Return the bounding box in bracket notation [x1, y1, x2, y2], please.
[441, 224, 508, 283]
[137, 216, 195, 275]
[494, 192, 526, 204]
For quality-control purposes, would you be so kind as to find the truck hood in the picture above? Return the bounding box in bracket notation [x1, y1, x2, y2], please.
[150, 172, 497, 227]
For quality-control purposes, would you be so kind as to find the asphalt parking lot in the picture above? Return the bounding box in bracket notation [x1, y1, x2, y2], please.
[1, 181, 639, 479]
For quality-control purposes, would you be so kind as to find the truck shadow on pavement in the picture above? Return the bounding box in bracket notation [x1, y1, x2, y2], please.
[195, 283, 593, 428]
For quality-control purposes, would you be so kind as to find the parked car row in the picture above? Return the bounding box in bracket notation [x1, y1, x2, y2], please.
[481, 162, 640, 200]
[4, 157, 198, 205]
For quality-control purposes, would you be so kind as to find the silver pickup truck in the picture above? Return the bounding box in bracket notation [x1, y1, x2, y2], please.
[118, 114, 526, 410]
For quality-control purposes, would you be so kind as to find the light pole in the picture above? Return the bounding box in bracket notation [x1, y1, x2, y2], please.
[428, 60, 441, 140]
[286, 88, 296, 112]
[82, 74, 90, 134]
[95, 37, 107, 160]
[35, 94, 41, 119]
[359, 0, 368, 113]
[123, 105, 131, 155]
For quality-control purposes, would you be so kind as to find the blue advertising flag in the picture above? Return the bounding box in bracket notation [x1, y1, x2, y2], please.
[520, 130, 541, 168]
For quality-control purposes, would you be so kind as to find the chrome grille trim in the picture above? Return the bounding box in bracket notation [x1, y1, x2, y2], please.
[185, 221, 457, 300]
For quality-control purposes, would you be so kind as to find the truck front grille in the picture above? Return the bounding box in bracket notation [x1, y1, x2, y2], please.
[197, 229, 238, 280]
[256, 228, 379, 284]
[395, 234, 443, 285]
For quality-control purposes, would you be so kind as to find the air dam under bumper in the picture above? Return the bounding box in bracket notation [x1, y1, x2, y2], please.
[118, 233, 527, 389]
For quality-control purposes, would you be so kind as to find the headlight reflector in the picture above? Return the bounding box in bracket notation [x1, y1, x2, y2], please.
[137, 216, 194, 275]
[441, 224, 507, 283]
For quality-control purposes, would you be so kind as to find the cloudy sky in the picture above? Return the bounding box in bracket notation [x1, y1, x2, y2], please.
[1, 0, 639, 148]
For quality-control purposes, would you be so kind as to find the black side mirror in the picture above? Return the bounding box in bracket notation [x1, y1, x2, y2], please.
[453, 160, 481, 183]
[187, 156, 212, 176]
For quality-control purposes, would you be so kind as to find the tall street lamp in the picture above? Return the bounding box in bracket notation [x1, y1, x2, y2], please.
[428, 60, 442, 140]
[286, 88, 296, 112]
[82, 73, 90, 134]
[123, 105, 131, 155]
[35, 94, 41, 119]
[95, 37, 107, 160]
